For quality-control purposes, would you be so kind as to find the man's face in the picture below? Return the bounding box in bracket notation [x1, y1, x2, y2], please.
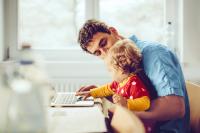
[86, 30, 120, 59]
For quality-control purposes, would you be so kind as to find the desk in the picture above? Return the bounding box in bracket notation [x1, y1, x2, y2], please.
[47, 104, 107, 133]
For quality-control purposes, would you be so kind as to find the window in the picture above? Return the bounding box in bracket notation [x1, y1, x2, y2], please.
[6, 0, 181, 62]
[8, 0, 97, 61]
[19, 0, 166, 50]
[100, 0, 165, 44]
[4, 0, 181, 78]
[18, 0, 85, 49]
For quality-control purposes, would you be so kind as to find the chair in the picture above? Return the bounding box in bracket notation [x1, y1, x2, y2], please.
[186, 81, 200, 133]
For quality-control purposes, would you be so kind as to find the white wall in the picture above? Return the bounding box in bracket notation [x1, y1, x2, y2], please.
[0, 0, 4, 61]
[182, 0, 200, 82]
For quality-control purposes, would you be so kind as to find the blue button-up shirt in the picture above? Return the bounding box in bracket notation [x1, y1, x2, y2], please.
[129, 35, 190, 133]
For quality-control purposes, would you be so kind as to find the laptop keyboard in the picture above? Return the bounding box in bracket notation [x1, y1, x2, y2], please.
[54, 93, 78, 104]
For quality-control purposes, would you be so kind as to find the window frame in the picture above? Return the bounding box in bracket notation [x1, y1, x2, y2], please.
[164, 0, 183, 62]
[0, 0, 4, 61]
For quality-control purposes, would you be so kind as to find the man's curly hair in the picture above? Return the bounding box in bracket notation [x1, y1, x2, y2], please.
[78, 19, 111, 53]
[106, 39, 142, 74]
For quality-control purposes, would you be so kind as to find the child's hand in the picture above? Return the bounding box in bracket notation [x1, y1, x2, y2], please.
[76, 91, 91, 100]
[112, 94, 127, 108]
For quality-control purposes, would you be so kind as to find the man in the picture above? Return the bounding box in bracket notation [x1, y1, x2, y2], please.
[77, 19, 190, 133]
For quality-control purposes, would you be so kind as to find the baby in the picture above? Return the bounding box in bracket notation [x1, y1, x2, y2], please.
[77, 39, 156, 132]
[78, 39, 156, 111]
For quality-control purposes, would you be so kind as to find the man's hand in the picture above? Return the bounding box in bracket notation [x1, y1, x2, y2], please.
[112, 94, 127, 108]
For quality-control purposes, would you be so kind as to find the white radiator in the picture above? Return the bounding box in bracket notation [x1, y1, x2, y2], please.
[51, 78, 111, 92]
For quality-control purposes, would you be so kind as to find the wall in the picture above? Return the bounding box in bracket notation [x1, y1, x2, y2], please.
[182, 0, 200, 82]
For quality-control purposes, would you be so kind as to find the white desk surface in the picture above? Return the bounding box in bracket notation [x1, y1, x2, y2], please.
[47, 104, 107, 133]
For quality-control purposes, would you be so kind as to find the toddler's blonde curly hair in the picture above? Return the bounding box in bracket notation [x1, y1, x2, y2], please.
[106, 39, 142, 74]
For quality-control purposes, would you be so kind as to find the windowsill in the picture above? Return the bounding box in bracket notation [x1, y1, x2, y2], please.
[0, 59, 110, 79]
[10, 48, 99, 62]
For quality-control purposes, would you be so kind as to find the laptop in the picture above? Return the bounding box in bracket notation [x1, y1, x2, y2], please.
[50, 92, 94, 107]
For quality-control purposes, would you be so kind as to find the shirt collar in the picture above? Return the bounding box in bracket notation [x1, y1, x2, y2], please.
[129, 35, 143, 50]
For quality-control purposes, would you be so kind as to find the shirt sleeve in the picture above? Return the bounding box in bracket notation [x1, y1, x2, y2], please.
[142, 45, 184, 97]
[90, 82, 116, 98]
[127, 96, 150, 111]
[123, 76, 151, 111]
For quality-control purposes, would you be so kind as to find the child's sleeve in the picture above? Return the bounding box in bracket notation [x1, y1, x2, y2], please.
[127, 96, 150, 111]
[126, 76, 151, 111]
[90, 82, 118, 98]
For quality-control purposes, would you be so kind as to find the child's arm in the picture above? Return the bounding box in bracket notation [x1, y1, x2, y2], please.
[127, 96, 150, 111]
[113, 94, 150, 111]
[125, 75, 151, 111]
[90, 83, 116, 98]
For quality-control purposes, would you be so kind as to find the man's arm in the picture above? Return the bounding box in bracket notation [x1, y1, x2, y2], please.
[134, 95, 185, 122]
